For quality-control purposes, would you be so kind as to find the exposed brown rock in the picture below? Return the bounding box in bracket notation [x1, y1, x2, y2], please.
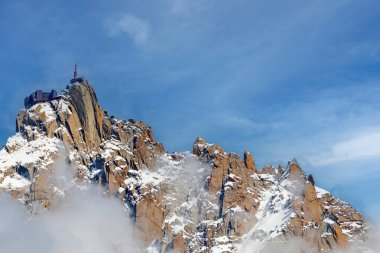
[4, 81, 366, 253]
[288, 161, 305, 181]
[243, 150, 255, 173]
[191, 137, 259, 248]
[172, 234, 187, 253]
[193, 136, 206, 156]
[69, 82, 108, 150]
[303, 181, 322, 224]
[208, 153, 229, 192]
[332, 223, 348, 248]
[277, 165, 284, 175]
[260, 165, 275, 174]
[136, 192, 165, 244]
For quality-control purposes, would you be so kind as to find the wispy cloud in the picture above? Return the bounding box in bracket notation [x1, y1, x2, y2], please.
[308, 129, 380, 166]
[0, 150, 140, 253]
[0, 190, 140, 253]
[106, 14, 150, 45]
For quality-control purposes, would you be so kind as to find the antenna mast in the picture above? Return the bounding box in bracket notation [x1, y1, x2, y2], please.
[74, 64, 78, 79]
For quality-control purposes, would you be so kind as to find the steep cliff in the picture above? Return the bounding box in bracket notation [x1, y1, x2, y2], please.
[0, 81, 368, 252]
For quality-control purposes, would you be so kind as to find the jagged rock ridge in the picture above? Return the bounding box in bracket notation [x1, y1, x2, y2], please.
[0, 81, 367, 252]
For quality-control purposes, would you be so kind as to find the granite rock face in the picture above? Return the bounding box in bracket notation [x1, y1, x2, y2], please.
[0, 81, 368, 252]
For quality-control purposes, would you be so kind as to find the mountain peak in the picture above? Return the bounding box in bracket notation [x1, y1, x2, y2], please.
[0, 78, 369, 253]
[68, 81, 108, 149]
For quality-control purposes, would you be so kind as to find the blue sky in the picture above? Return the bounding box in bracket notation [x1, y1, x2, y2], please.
[1, 0, 380, 220]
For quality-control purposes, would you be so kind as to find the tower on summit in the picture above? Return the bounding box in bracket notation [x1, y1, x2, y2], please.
[74, 64, 78, 79]
[70, 64, 84, 84]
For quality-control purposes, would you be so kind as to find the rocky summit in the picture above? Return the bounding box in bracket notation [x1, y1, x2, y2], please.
[0, 80, 368, 252]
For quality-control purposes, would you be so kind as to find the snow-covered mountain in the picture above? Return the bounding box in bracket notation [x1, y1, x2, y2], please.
[0, 80, 368, 252]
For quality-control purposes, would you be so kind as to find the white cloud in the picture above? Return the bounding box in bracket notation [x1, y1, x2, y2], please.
[107, 14, 150, 45]
[0, 147, 141, 253]
[0, 188, 140, 253]
[308, 129, 380, 166]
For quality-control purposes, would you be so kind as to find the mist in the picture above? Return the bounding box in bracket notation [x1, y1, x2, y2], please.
[238, 227, 380, 253]
[0, 187, 140, 253]
[1, 147, 378, 253]
[0, 147, 141, 253]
